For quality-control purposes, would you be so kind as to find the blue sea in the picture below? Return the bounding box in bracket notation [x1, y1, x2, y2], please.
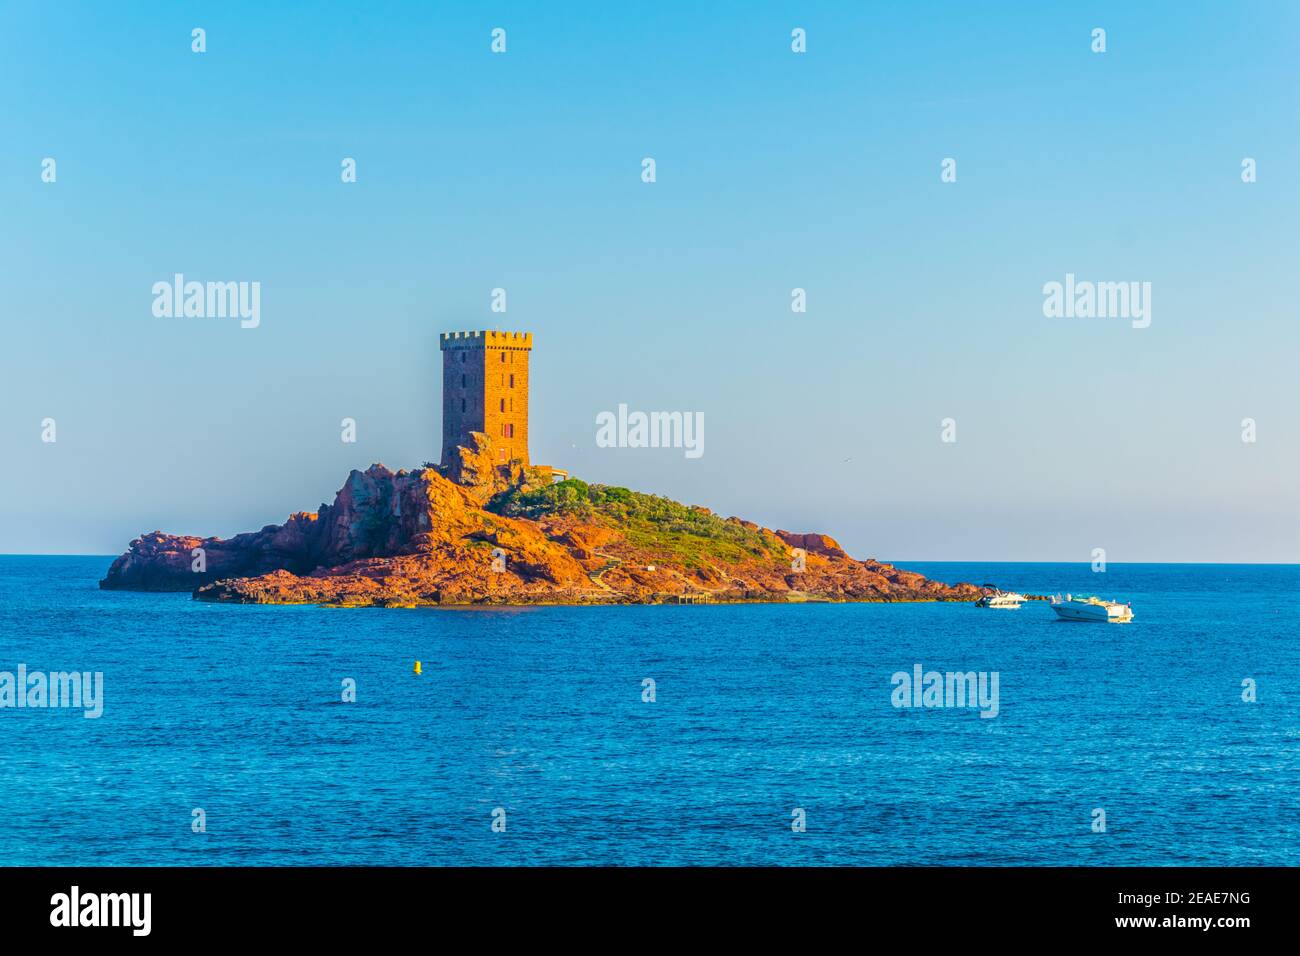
[0, 556, 1296, 866]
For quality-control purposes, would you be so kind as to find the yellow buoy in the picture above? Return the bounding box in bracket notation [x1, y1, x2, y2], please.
[413, 660, 422, 675]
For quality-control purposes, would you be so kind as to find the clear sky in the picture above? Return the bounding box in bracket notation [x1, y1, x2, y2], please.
[2, 1, 1297, 561]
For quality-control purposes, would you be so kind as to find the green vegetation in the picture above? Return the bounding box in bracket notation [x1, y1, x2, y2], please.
[491, 479, 783, 566]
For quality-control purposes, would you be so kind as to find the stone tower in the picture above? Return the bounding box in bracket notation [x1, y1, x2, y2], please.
[439, 330, 532, 467]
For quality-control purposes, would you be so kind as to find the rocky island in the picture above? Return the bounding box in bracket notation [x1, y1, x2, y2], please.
[100, 329, 983, 607]
[99, 437, 981, 606]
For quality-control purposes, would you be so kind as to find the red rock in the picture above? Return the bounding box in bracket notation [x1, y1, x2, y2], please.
[101, 435, 983, 607]
[775, 530, 848, 558]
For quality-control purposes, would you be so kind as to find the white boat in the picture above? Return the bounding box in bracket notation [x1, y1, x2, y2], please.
[1050, 593, 1133, 623]
[975, 590, 1026, 609]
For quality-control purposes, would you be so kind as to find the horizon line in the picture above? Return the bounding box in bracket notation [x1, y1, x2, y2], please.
[4, 553, 1300, 567]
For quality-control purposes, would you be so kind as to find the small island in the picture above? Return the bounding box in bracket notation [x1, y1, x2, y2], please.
[100, 331, 982, 607]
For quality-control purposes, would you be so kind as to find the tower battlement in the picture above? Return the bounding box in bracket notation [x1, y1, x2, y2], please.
[439, 329, 532, 467]
[440, 330, 533, 351]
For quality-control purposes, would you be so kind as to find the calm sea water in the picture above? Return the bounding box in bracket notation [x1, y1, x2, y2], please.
[0, 556, 1296, 866]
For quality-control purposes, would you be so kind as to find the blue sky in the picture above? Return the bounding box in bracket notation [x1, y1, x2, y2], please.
[2, 1, 1297, 560]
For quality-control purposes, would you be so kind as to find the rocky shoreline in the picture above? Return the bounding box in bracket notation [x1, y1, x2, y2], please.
[100, 434, 984, 608]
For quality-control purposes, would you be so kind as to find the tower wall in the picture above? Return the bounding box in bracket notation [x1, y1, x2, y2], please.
[440, 330, 532, 467]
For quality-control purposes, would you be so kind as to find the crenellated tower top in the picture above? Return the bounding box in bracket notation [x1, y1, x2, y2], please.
[439, 330, 533, 351]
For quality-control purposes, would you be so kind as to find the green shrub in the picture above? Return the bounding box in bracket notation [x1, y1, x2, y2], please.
[492, 479, 781, 564]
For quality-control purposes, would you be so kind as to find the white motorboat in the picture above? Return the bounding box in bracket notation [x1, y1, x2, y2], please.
[975, 590, 1026, 609]
[1050, 594, 1133, 623]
